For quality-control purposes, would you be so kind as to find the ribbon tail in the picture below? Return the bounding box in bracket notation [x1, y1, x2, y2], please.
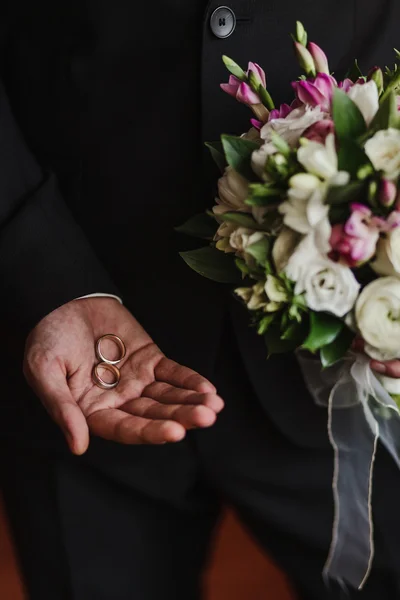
[323, 385, 379, 590]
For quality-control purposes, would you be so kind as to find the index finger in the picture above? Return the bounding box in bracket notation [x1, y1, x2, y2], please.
[155, 358, 217, 394]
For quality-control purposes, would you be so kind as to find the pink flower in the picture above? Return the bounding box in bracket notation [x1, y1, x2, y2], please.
[303, 119, 335, 143]
[387, 210, 400, 229]
[292, 74, 337, 111]
[330, 204, 384, 267]
[379, 180, 398, 208]
[308, 42, 330, 75]
[338, 79, 354, 93]
[268, 103, 293, 121]
[220, 62, 266, 106]
[250, 118, 263, 130]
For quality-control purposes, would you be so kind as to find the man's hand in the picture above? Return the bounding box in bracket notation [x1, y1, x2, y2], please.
[24, 298, 224, 455]
[353, 338, 400, 378]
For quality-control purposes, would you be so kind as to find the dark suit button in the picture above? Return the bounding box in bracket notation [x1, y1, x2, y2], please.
[210, 6, 236, 39]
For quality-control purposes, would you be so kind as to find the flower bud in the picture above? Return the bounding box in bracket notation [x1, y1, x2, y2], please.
[368, 66, 384, 96]
[308, 42, 330, 75]
[222, 55, 247, 81]
[295, 21, 308, 46]
[379, 179, 398, 207]
[294, 42, 316, 77]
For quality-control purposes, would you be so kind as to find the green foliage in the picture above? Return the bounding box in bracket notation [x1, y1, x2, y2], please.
[205, 141, 227, 172]
[221, 135, 260, 181]
[332, 89, 367, 141]
[180, 247, 242, 284]
[302, 312, 344, 353]
[320, 326, 355, 367]
[175, 213, 218, 240]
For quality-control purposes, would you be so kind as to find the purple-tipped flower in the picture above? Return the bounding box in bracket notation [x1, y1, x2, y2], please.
[250, 118, 263, 130]
[294, 42, 316, 77]
[292, 74, 337, 111]
[303, 119, 335, 143]
[338, 78, 354, 93]
[380, 179, 398, 208]
[308, 42, 330, 75]
[220, 62, 266, 106]
[268, 103, 293, 121]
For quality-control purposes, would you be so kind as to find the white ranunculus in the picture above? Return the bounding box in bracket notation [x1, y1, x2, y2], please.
[279, 175, 328, 235]
[298, 133, 339, 180]
[259, 105, 326, 147]
[364, 128, 400, 181]
[229, 227, 264, 254]
[355, 276, 400, 360]
[371, 227, 400, 277]
[272, 227, 302, 273]
[286, 234, 360, 317]
[347, 80, 379, 126]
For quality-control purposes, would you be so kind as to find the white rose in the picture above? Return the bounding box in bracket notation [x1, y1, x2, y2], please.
[279, 174, 328, 235]
[364, 128, 400, 181]
[355, 276, 400, 360]
[298, 133, 346, 181]
[229, 227, 264, 258]
[371, 227, 400, 277]
[286, 235, 360, 317]
[347, 80, 379, 126]
[259, 105, 326, 147]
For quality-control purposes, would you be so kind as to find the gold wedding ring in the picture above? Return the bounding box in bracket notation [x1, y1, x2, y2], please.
[92, 362, 121, 390]
[95, 334, 126, 365]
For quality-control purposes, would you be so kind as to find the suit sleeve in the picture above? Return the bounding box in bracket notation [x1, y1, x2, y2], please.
[0, 79, 120, 334]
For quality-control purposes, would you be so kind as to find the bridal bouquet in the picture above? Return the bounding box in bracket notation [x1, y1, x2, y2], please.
[179, 22, 400, 589]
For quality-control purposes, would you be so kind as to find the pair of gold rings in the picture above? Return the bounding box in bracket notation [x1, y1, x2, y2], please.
[92, 334, 127, 390]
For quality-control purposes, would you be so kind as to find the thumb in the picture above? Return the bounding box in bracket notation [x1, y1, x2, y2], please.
[36, 377, 90, 455]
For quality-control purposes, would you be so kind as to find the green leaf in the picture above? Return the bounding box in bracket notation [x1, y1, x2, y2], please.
[281, 320, 308, 343]
[205, 141, 227, 172]
[320, 326, 355, 367]
[369, 91, 399, 132]
[246, 183, 282, 206]
[302, 312, 344, 353]
[221, 135, 260, 181]
[219, 211, 258, 228]
[345, 59, 364, 82]
[258, 86, 275, 110]
[180, 247, 242, 284]
[337, 138, 372, 179]
[326, 181, 365, 205]
[264, 324, 299, 355]
[245, 237, 270, 266]
[175, 213, 218, 240]
[257, 314, 276, 335]
[222, 56, 247, 82]
[332, 89, 367, 141]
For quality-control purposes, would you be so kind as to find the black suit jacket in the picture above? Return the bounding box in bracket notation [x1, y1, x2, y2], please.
[0, 0, 399, 448]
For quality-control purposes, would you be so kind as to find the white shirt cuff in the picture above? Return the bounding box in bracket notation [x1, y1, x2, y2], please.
[76, 293, 123, 304]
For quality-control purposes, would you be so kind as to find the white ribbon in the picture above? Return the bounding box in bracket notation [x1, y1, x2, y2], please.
[296, 351, 400, 590]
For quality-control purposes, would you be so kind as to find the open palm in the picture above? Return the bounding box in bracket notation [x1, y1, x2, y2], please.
[24, 297, 224, 454]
